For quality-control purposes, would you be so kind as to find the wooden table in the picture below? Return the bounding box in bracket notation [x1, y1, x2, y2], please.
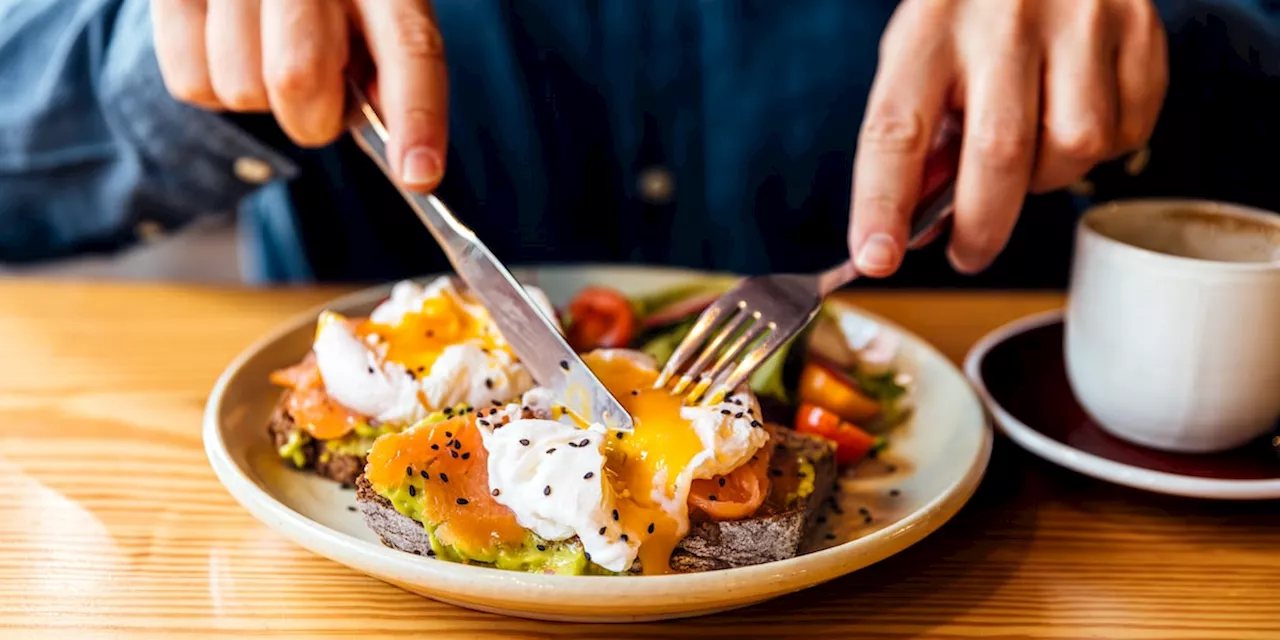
[2, 280, 1277, 639]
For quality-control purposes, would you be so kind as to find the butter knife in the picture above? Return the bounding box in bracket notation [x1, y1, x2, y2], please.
[345, 81, 634, 432]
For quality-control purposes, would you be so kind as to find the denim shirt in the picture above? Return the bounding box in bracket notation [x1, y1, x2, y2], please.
[1, 0, 1277, 287]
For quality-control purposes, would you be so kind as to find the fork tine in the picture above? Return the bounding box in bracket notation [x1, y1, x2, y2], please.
[670, 305, 752, 394]
[710, 313, 813, 399]
[685, 316, 769, 404]
[653, 299, 740, 388]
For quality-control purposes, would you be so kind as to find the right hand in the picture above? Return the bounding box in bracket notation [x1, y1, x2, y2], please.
[151, 0, 449, 192]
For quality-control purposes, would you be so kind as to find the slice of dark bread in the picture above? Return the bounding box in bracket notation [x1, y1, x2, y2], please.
[354, 425, 837, 573]
[267, 393, 365, 486]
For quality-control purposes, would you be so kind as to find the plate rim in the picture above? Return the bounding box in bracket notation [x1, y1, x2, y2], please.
[203, 264, 993, 614]
[963, 308, 1280, 501]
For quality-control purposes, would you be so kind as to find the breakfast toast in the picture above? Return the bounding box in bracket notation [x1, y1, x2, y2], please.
[267, 393, 365, 486]
[355, 425, 837, 573]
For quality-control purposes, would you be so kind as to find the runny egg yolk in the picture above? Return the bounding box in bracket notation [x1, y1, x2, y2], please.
[580, 352, 707, 575]
[319, 289, 511, 373]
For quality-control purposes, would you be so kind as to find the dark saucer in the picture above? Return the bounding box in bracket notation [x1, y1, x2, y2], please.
[964, 311, 1280, 499]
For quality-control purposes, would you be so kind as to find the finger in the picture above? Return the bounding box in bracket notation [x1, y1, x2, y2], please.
[261, 0, 348, 146]
[950, 13, 1041, 274]
[205, 0, 269, 111]
[1030, 3, 1117, 193]
[352, 0, 449, 191]
[151, 0, 220, 108]
[1114, 0, 1168, 153]
[848, 1, 954, 277]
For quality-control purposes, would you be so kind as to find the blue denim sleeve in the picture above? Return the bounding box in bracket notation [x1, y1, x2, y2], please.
[0, 0, 297, 263]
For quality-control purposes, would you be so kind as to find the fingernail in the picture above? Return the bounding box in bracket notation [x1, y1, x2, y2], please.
[947, 245, 984, 274]
[855, 233, 900, 274]
[401, 148, 441, 187]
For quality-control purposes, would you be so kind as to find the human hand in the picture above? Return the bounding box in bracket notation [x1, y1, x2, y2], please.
[151, 0, 448, 191]
[848, 0, 1167, 276]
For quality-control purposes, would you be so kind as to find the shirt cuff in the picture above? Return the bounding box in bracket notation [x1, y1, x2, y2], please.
[99, 27, 299, 230]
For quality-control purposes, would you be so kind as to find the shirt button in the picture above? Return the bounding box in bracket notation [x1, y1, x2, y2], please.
[637, 166, 674, 205]
[134, 219, 166, 243]
[234, 157, 274, 184]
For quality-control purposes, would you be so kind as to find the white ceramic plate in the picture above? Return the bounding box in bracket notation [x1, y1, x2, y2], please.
[205, 265, 992, 622]
[964, 310, 1280, 501]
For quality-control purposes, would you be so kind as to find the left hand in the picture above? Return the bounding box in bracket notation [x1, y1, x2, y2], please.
[848, 0, 1168, 276]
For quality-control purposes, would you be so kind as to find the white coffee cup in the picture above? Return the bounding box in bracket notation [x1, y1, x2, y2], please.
[1065, 199, 1280, 453]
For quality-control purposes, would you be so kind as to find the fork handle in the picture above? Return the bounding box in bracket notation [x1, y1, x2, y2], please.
[824, 114, 963, 294]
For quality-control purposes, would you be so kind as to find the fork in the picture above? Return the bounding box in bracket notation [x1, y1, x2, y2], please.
[654, 118, 963, 404]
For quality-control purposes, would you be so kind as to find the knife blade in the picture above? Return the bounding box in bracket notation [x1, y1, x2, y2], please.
[344, 81, 634, 432]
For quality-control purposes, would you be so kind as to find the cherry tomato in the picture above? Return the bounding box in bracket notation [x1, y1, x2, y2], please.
[794, 403, 880, 466]
[565, 286, 636, 351]
[797, 359, 881, 423]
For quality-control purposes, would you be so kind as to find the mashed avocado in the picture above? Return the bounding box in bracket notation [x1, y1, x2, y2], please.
[379, 481, 611, 576]
[786, 455, 817, 507]
[278, 430, 311, 468]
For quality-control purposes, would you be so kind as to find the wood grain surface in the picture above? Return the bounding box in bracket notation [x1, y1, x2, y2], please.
[1, 279, 1277, 639]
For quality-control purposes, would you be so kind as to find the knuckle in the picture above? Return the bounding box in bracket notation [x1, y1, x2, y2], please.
[860, 108, 929, 154]
[971, 115, 1034, 170]
[1051, 121, 1110, 161]
[266, 53, 324, 97]
[215, 85, 268, 111]
[165, 77, 218, 107]
[391, 10, 446, 60]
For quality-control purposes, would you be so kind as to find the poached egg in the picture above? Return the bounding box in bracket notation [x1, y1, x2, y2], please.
[312, 277, 558, 425]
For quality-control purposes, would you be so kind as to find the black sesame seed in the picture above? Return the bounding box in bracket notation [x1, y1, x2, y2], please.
[583, 471, 595, 480]
[751, 420, 762, 428]
[708, 495, 717, 501]
[444, 407, 454, 415]
[577, 438, 590, 447]
[718, 477, 726, 487]
[616, 432, 624, 440]
[456, 498, 469, 505]
[647, 522, 655, 534]
[367, 366, 375, 374]
[858, 507, 870, 516]
[769, 468, 782, 477]
[612, 509, 619, 521]
[720, 409, 731, 416]
[449, 450, 459, 459]
[445, 431, 453, 438]
[406, 465, 413, 476]
[477, 419, 490, 427]
[408, 485, 417, 497]
[732, 398, 742, 405]
[405, 370, 416, 380]
[416, 366, 425, 373]
[431, 443, 440, 451]
[420, 470, 429, 480]
[543, 485, 552, 496]
[734, 412, 744, 419]
[620, 534, 629, 542]
[520, 438, 530, 446]
[584, 552, 592, 562]
[445, 439, 456, 448]
[489, 408, 499, 416]
[546, 448, 557, 454]
[798, 471, 807, 479]
[492, 399, 503, 407]
[864, 515, 872, 524]
[536, 544, 546, 551]
[598, 526, 607, 535]
[889, 489, 900, 497]
[426, 549, 436, 557]
[559, 360, 570, 371]
[347, 505, 357, 512]
[440, 473, 449, 483]
[453, 440, 462, 450]
[491, 488, 500, 497]
[825, 533, 837, 540]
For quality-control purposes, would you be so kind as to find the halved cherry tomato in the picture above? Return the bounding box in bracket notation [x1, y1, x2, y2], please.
[565, 286, 636, 351]
[794, 403, 880, 466]
[797, 359, 880, 423]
